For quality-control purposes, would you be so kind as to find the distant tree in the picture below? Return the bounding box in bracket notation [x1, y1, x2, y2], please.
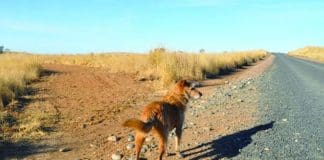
[199, 48, 205, 53]
[0, 46, 3, 54]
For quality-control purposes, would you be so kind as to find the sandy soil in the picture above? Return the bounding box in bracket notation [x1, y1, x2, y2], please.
[3, 55, 274, 160]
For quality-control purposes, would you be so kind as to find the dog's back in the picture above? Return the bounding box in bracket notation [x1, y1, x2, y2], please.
[141, 101, 184, 131]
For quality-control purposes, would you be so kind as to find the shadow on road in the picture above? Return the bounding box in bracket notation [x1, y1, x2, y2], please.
[182, 121, 275, 160]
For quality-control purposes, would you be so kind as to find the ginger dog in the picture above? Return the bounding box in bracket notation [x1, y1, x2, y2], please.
[123, 80, 202, 160]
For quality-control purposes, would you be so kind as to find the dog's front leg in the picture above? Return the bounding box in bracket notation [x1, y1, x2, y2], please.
[175, 127, 184, 158]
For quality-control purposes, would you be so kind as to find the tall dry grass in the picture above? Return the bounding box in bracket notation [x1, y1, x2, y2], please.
[0, 53, 43, 141]
[0, 50, 267, 104]
[0, 54, 41, 107]
[288, 46, 324, 62]
[41, 49, 268, 85]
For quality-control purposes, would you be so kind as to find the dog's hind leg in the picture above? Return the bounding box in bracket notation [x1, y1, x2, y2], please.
[156, 129, 168, 160]
[135, 132, 145, 160]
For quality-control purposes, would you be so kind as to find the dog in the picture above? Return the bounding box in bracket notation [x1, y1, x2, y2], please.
[123, 80, 202, 160]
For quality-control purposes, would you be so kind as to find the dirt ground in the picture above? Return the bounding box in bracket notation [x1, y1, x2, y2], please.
[3, 55, 273, 160]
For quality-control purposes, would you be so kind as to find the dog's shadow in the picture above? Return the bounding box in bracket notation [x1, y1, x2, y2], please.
[181, 121, 275, 160]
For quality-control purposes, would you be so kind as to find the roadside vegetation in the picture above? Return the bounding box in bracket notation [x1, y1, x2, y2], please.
[288, 46, 324, 62]
[0, 53, 46, 142]
[0, 49, 267, 142]
[0, 53, 41, 107]
[41, 48, 268, 85]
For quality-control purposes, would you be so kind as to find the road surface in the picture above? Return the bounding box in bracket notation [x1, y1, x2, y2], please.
[233, 53, 324, 160]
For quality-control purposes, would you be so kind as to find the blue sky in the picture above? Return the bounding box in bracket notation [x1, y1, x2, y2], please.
[1, 0, 324, 53]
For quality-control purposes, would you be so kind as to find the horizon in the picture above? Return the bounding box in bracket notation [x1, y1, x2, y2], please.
[1, 0, 324, 54]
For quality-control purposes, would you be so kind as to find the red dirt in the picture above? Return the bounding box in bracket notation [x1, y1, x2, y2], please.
[11, 55, 273, 160]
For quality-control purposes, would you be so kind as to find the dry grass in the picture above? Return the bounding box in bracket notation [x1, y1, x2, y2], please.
[40, 49, 268, 85]
[288, 46, 324, 62]
[12, 107, 57, 141]
[0, 53, 41, 107]
[0, 53, 44, 141]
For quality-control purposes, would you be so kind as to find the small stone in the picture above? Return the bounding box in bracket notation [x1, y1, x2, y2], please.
[282, 118, 288, 122]
[111, 153, 122, 160]
[59, 147, 71, 152]
[224, 81, 229, 84]
[108, 135, 118, 142]
[126, 143, 135, 150]
[143, 144, 149, 149]
[141, 147, 147, 153]
[150, 143, 158, 148]
[81, 123, 87, 129]
[232, 85, 237, 90]
[264, 147, 270, 151]
[203, 127, 212, 131]
[145, 137, 152, 142]
[238, 99, 244, 102]
[295, 139, 298, 142]
[138, 77, 147, 81]
[89, 144, 97, 148]
[225, 92, 231, 97]
[127, 135, 135, 142]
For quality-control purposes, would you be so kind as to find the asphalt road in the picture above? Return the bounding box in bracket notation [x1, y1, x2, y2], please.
[232, 53, 324, 160]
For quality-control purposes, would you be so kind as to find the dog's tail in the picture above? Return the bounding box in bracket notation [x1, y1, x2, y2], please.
[123, 118, 154, 134]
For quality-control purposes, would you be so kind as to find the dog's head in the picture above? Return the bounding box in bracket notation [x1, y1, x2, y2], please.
[176, 80, 202, 99]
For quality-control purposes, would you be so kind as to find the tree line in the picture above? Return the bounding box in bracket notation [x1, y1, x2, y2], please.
[0, 46, 10, 54]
